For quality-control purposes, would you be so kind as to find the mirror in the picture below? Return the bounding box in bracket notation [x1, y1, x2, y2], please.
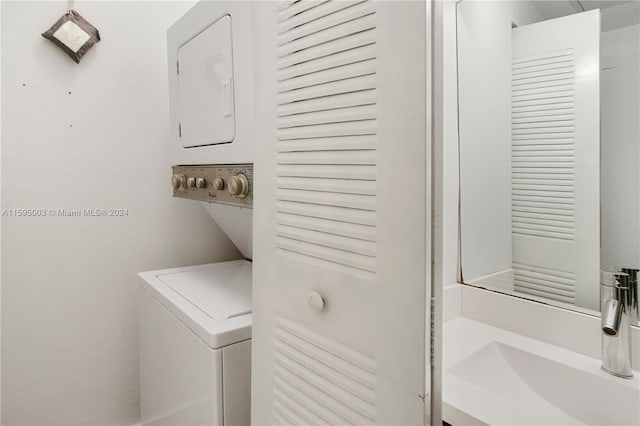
[456, 0, 639, 325]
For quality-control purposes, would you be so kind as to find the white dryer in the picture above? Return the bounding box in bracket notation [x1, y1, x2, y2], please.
[138, 1, 257, 424]
[166, 0, 256, 258]
[138, 260, 252, 425]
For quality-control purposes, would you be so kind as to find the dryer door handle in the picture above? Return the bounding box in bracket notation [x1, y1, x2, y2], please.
[221, 78, 232, 118]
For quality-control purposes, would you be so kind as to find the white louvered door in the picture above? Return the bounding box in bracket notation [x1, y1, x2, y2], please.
[252, 1, 428, 425]
[511, 10, 600, 310]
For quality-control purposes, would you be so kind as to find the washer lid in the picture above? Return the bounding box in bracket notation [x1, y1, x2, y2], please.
[157, 261, 251, 320]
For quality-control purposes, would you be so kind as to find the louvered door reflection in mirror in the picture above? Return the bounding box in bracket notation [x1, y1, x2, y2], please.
[457, 0, 640, 324]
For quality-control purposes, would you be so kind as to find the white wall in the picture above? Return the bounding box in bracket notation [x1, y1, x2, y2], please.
[456, 0, 544, 281]
[600, 24, 640, 271]
[0, 1, 3, 420]
[1, 1, 241, 424]
[601, 1, 640, 32]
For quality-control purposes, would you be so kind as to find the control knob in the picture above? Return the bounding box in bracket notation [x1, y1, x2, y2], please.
[171, 173, 186, 191]
[195, 177, 206, 189]
[186, 177, 196, 188]
[213, 177, 224, 190]
[228, 174, 249, 199]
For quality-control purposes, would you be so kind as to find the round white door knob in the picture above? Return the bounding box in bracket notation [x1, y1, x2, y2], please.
[308, 291, 325, 312]
[195, 177, 206, 189]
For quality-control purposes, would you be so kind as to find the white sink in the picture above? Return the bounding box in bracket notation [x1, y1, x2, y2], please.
[449, 342, 639, 426]
[444, 318, 640, 426]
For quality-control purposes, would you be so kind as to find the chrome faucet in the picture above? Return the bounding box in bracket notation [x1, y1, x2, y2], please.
[620, 268, 639, 324]
[600, 270, 634, 378]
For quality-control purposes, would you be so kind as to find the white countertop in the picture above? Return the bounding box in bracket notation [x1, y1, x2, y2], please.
[443, 317, 640, 426]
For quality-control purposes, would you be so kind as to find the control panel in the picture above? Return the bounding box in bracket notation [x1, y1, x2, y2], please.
[171, 164, 253, 208]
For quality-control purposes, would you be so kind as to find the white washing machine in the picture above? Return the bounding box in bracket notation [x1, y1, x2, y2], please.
[138, 1, 257, 424]
[139, 260, 252, 425]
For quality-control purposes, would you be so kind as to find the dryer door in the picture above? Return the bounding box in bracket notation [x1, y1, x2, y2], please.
[177, 14, 235, 148]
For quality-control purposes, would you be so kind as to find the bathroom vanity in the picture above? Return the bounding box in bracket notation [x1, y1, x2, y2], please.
[444, 316, 639, 426]
[443, 284, 640, 426]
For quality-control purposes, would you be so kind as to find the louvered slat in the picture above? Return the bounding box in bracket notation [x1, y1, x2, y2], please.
[277, 212, 376, 241]
[277, 200, 377, 226]
[278, 90, 377, 117]
[274, 339, 376, 401]
[277, 176, 376, 195]
[278, 74, 376, 104]
[278, 1, 373, 46]
[272, 315, 376, 425]
[511, 49, 575, 243]
[278, 135, 377, 153]
[278, 6, 376, 57]
[278, 104, 377, 129]
[278, 238, 376, 273]
[277, 0, 364, 35]
[512, 48, 574, 65]
[277, 150, 376, 165]
[277, 0, 326, 22]
[278, 0, 300, 12]
[276, 0, 378, 275]
[513, 263, 576, 303]
[278, 59, 376, 94]
[277, 29, 375, 70]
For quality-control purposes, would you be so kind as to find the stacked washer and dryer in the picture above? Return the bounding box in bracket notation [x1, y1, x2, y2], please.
[138, 2, 256, 425]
